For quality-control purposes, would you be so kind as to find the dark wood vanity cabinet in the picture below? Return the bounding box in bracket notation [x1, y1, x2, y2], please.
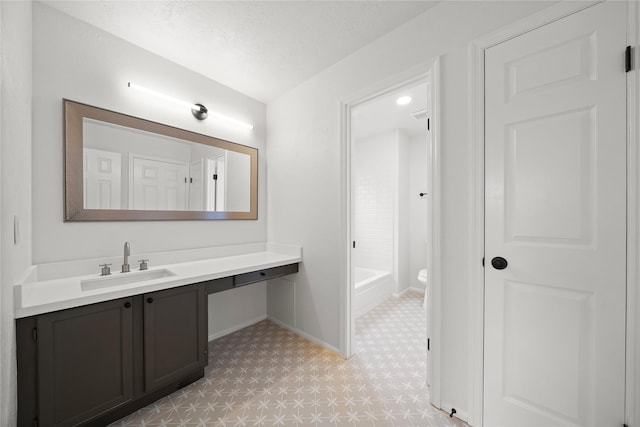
[17, 283, 207, 427]
[143, 284, 207, 392]
[36, 298, 135, 427]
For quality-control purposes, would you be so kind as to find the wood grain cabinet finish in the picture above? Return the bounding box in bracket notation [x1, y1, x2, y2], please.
[143, 285, 207, 392]
[17, 283, 207, 427]
[37, 297, 134, 427]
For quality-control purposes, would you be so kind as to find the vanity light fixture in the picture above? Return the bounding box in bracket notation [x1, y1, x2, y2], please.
[396, 96, 412, 105]
[127, 82, 254, 129]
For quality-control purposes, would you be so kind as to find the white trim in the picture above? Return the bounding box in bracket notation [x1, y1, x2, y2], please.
[268, 316, 343, 356]
[427, 56, 442, 409]
[626, 2, 640, 426]
[468, 38, 485, 427]
[207, 315, 267, 341]
[468, 2, 609, 425]
[393, 129, 400, 292]
[475, 1, 603, 51]
[340, 100, 352, 358]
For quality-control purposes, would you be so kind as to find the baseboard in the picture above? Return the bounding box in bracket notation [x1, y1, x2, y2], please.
[440, 402, 469, 423]
[267, 316, 343, 356]
[396, 287, 426, 297]
[208, 315, 267, 341]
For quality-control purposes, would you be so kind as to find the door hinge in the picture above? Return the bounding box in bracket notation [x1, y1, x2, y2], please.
[212, 174, 218, 181]
[32, 328, 37, 342]
[427, 118, 430, 131]
[482, 257, 485, 267]
[33, 417, 38, 427]
[184, 177, 187, 183]
[189, 177, 193, 183]
[352, 241, 356, 249]
[626, 46, 632, 73]
[427, 338, 430, 351]
[623, 424, 628, 427]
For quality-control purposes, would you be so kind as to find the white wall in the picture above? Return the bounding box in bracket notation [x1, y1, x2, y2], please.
[0, 2, 32, 424]
[208, 284, 267, 340]
[409, 134, 428, 291]
[225, 150, 252, 212]
[266, 0, 554, 417]
[31, 0, 268, 396]
[32, 3, 267, 264]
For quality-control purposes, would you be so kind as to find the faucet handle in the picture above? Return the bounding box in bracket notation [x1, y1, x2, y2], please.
[99, 263, 112, 276]
[138, 259, 149, 271]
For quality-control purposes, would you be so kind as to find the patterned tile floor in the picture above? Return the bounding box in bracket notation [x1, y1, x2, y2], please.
[111, 291, 467, 426]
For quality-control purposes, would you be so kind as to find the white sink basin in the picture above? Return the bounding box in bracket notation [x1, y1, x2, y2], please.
[81, 269, 176, 291]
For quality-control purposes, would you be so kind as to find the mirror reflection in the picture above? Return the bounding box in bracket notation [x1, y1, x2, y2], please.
[83, 119, 251, 212]
[65, 100, 258, 221]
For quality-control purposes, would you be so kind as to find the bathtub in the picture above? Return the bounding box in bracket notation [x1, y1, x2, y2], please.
[354, 267, 395, 317]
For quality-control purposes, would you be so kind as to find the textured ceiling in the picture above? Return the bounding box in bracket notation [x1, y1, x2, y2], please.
[43, 1, 438, 103]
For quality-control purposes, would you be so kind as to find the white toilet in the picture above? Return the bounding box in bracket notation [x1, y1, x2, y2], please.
[417, 269, 427, 309]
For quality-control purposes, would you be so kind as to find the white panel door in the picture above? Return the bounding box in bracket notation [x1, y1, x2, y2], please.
[484, 3, 626, 426]
[189, 159, 204, 211]
[130, 156, 188, 210]
[83, 148, 122, 209]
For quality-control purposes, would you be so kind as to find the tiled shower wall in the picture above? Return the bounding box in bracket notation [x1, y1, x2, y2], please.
[354, 130, 412, 279]
[409, 134, 428, 290]
[354, 130, 427, 291]
[354, 131, 395, 273]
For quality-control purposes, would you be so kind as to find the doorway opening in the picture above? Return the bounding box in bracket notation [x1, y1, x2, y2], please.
[350, 81, 429, 319]
[343, 59, 441, 406]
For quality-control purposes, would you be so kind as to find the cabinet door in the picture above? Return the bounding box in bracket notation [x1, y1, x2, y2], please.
[37, 298, 134, 427]
[143, 284, 207, 392]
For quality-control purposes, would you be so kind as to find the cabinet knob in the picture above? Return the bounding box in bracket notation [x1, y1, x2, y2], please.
[147, 297, 154, 304]
[124, 302, 131, 308]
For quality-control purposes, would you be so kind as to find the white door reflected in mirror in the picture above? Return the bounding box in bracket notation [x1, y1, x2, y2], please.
[82, 118, 250, 213]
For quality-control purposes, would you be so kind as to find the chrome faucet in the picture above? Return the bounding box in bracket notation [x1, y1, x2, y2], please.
[122, 241, 131, 273]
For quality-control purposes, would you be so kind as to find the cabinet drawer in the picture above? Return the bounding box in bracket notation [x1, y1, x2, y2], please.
[204, 277, 234, 294]
[234, 263, 299, 287]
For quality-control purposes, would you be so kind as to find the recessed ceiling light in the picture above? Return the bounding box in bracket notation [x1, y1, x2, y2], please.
[396, 96, 412, 105]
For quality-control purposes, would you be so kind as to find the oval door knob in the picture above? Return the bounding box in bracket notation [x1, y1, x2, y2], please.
[491, 256, 508, 270]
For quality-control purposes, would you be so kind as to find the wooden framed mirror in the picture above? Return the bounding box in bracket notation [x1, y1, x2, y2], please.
[64, 100, 258, 221]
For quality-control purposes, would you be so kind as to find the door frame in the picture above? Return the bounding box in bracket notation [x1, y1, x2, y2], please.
[340, 56, 442, 405]
[469, 1, 639, 425]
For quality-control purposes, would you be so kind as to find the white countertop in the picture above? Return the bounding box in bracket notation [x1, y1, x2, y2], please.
[15, 244, 301, 319]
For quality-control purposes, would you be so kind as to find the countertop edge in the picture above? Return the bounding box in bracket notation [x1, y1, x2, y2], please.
[15, 252, 301, 319]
